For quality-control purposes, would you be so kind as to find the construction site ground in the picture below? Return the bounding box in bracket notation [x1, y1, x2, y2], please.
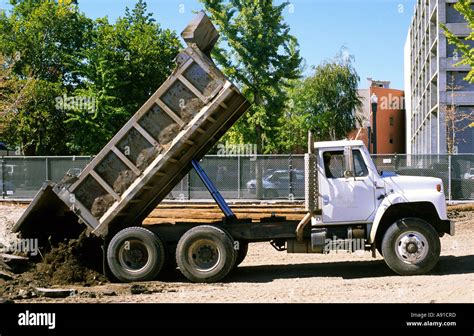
[0, 202, 472, 303]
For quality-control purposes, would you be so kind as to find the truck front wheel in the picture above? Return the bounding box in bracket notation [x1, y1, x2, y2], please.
[382, 218, 440, 275]
[176, 225, 236, 283]
[107, 227, 165, 282]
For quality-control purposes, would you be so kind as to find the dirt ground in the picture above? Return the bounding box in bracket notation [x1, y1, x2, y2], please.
[0, 203, 473, 303]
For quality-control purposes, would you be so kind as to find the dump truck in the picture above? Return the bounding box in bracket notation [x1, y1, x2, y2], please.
[13, 12, 454, 283]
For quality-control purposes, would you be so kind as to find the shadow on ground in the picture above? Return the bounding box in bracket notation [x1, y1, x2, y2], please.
[160, 254, 474, 283]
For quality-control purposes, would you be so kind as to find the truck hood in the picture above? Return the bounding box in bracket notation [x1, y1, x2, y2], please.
[382, 174, 443, 195]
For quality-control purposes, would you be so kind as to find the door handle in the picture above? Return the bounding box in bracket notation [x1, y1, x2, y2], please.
[374, 181, 385, 189]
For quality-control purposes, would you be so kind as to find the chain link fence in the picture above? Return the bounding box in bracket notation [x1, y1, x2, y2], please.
[0, 154, 472, 201]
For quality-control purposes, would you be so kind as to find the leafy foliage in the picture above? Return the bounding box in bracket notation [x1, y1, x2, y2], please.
[65, 1, 181, 153]
[441, 0, 474, 83]
[0, 0, 180, 155]
[200, 0, 302, 154]
[281, 51, 362, 150]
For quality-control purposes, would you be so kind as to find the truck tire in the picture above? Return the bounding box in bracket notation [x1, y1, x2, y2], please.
[381, 218, 440, 275]
[107, 227, 165, 282]
[176, 225, 236, 283]
[233, 241, 249, 268]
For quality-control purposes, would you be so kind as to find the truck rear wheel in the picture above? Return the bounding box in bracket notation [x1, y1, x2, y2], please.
[382, 218, 440, 275]
[176, 225, 236, 283]
[107, 227, 165, 282]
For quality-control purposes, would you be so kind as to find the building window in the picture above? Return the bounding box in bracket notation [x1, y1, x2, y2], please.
[446, 72, 474, 91]
[389, 117, 394, 126]
[389, 136, 393, 144]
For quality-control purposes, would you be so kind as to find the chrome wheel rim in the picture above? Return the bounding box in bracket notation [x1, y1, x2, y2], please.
[395, 231, 429, 265]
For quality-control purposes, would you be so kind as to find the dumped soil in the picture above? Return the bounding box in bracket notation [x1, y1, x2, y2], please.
[0, 231, 106, 299]
[91, 194, 115, 218]
[158, 123, 180, 145]
[136, 147, 160, 172]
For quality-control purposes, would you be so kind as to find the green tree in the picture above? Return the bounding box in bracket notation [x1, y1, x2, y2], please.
[275, 79, 308, 153]
[66, 0, 181, 154]
[0, 0, 92, 154]
[0, 0, 180, 155]
[201, 0, 301, 198]
[287, 51, 362, 143]
[441, 0, 474, 83]
[1, 0, 92, 83]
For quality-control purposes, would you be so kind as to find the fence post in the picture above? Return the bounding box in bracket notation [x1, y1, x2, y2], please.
[187, 172, 191, 200]
[237, 155, 241, 199]
[448, 154, 452, 202]
[1, 157, 4, 200]
[288, 154, 293, 197]
[45, 157, 50, 181]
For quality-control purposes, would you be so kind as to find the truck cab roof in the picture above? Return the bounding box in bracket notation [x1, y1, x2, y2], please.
[314, 140, 365, 149]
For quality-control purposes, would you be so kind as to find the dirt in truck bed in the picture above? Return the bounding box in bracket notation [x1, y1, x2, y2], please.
[0, 202, 473, 303]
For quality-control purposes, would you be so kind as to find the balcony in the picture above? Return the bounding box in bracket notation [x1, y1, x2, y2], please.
[444, 23, 470, 36]
[446, 57, 471, 71]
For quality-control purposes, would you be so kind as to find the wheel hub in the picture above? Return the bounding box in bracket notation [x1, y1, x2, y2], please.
[118, 240, 149, 272]
[196, 245, 216, 263]
[189, 239, 220, 271]
[395, 231, 429, 264]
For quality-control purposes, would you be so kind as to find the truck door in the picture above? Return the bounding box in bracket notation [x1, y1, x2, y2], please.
[319, 149, 376, 223]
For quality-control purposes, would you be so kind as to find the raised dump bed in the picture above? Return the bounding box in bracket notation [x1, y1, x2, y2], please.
[13, 12, 250, 238]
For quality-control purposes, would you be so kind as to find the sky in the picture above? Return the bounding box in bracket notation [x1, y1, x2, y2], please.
[0, 0, 417, 89]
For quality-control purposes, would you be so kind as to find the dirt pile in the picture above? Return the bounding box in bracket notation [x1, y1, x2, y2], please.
[0, 231, 107, 299]
[91, 194, 115, 218]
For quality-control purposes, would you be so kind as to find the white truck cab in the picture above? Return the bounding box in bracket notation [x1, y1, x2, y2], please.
[292, 139, 454, 276]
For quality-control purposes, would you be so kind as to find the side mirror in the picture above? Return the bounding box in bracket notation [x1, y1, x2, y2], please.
[343, 146, 354, 178]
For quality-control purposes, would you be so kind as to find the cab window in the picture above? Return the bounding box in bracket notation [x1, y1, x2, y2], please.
[353, 150, 369, 177]
[323, 149, 368, 178]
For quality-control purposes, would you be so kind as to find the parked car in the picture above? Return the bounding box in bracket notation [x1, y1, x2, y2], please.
[0, 180, 16, 195]
[463, 168, 474, 180]
[246, 169, 304, 199]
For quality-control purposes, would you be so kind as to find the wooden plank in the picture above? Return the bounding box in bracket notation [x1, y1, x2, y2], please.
[155, 99, 184, 127]
[219, 101, 228, 109]
[111, 146, 141, 176]
[178, 75, 207, 102]
[149, 208, 305, 216]
[206, 115, 216, 123]
[156, 203, 304, 209]
[89, 170, 120, 201]
[133, 123, 160, 148]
